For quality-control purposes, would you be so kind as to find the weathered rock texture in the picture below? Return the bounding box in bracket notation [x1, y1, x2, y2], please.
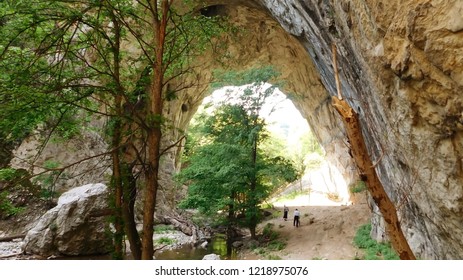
[11, 125, 110, 194]
[8, 0, 462, 260]
[165, 0, 462, 259]
[22, 183, 111, 256]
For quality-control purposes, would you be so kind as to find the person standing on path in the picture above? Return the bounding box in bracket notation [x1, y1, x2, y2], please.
[283, 205, 289, 221]
[293, 208, 300, 227]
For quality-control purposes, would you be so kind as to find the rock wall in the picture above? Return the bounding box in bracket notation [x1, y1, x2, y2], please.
[163, 0, 462, 259]
[164, 2, 357, 201]
[7, 0, 462, 259]
[10, 123, 109, 194]
[240, 0, 462, 259]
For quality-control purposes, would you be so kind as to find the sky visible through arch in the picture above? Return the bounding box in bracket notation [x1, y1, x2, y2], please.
[201, 85, 350, 206]
[204, 84, 310, 145]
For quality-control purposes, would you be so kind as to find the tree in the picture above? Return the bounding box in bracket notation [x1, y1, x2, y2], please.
[0, 0, 227, 259]
[331, 44, 415, 259]
[177, 67, 297, 239]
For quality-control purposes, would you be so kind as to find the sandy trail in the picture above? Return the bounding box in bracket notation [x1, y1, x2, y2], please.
[242, 192, 371, 260]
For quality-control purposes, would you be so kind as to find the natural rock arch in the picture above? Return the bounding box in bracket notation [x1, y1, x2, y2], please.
[161, 1, 463, 260]
[7, 0, 461, 260]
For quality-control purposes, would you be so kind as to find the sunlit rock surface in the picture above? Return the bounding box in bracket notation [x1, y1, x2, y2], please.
[169, 0, 462, 259]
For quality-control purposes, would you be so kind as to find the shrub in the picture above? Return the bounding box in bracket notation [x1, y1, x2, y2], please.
[267, 240, 286, 251]
[267, 254, 282, 260]
[353, 223, 399, 260]
[0, 191, 24, 218]
[262, 223, 279, 241]
[350, 181, 367, 194]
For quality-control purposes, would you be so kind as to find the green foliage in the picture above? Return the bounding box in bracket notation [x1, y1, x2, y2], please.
[49, 222, 58, 232]
[350, 180, 367, 193]
[0, 168, 20, 181]
[0, 191, 25, 217]
[353, 223, 400, 260]
[251, 223, 286, 259]
[267, 240, 286, 251]
[177, 68, 297, 235]
[156, 237, 175, 245]
[33, 160, 61, 199]
[266, 254, 282, 260]
[0, 0, 229, 147]
[262, 223, 279, 241]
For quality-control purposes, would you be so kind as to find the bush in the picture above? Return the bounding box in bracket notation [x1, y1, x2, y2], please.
[262, 223, 279, 241]
[353, 223, 399, 260]
[250, 222, 288, 259]
[0, 191, 24, 217]
[350, 181, 367, 194]
[267, 254, 282, 260]
[267, 240, 286, 251]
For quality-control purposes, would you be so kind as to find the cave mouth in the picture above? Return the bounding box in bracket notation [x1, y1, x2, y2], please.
[181, 84, 351, 206]
[171, 2, 358, 205]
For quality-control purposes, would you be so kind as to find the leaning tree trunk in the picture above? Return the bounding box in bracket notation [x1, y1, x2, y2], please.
[331, 43, 415, 260]
[331, 97, 416, 259]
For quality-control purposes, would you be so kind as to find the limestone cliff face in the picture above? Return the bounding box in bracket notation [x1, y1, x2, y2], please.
[9, 0, 461, 259]
[166, 0, 462, 259]
[248, 0, 462, 259]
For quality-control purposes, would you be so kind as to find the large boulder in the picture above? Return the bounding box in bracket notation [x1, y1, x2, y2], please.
[22, 183, 112, 256]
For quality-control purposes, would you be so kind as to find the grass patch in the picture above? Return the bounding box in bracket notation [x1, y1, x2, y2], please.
[267, 240, 286, 251]
[262, 223, 279, 241]
[252, 223, 287, 259]
[266, 254, 282, 260]
[156, 237, 175, 245]
[353, 223, 399, 260]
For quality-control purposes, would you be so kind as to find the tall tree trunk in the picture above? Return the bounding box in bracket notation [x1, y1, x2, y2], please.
[141, 125, 161, 259]
[111, 125, 124, 259]
[227, 191, 235, 258]
[111, 14, 124, 259]
[141, 69, 163, 259]
[140, 0, 172, 260]
[121, 163, 142, 259]
[249, 137, 258, 239]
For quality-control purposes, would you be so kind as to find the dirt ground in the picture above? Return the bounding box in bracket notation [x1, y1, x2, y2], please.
[240, 192, 371, 260]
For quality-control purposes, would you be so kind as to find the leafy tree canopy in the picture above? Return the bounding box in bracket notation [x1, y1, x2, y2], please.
[176, 67, 297, 233]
